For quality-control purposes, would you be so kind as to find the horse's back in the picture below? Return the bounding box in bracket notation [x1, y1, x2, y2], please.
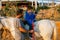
[35, 20, 56, 40]
[38, 20, 53, 35]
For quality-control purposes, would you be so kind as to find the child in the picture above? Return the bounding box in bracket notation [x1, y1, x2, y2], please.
[24, 6, 36, 38]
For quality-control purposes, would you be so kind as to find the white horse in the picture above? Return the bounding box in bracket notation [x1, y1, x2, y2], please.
[34, 19, 57, 40]
[0, 17, 57, 40]
[0, 17, 21, 40]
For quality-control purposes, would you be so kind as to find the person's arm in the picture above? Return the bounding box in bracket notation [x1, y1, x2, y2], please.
[19, 27, 27, 32]
[17, 19, 27, 32]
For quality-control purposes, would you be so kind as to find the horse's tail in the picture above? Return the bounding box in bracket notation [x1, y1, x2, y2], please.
[53, 25, 57, 40]
[50, 21, 57, 40]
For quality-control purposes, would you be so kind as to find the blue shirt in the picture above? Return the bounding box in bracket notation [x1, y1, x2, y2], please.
[24, 11, 35, 26]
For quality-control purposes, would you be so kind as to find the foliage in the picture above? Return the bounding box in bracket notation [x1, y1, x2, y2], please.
[57, 8, 60, 13]
[24, 0, 27, 1]
[4, 3, 17, 17]
[37, 6, 50, 11]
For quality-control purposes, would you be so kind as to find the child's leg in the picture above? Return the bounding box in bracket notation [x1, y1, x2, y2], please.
[29, 26, 33, 38]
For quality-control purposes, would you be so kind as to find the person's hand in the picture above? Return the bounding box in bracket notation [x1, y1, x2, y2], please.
[29, 30, 34, 33]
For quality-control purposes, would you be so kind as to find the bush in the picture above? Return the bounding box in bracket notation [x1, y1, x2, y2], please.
[37, 6, 50, 11]
[57, 8, 60, 13]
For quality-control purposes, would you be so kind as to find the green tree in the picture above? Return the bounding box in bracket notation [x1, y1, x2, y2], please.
[24, 0, 27, 1]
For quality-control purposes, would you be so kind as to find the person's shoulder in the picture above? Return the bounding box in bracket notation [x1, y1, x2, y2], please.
[7, 17, 16, 20]
[6, 17, 19, 21]
[15, 18, 20, 21]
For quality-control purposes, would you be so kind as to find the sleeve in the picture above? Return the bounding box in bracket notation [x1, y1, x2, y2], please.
[32, 13, 36, 21]
[16, 19, 27, 32]
[16, 19, 21, 27]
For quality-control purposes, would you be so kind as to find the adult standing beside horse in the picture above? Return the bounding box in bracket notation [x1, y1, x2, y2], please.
[1, 9, 27, 40]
